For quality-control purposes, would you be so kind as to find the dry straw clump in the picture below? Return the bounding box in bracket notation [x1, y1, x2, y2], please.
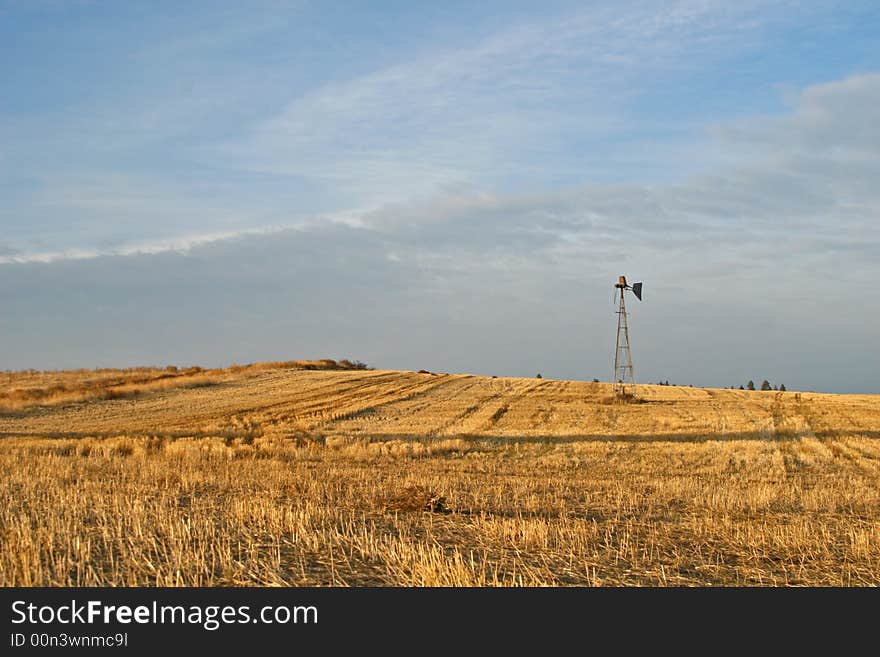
[381, 485, 451, 514]
[599, 392, 645, 405]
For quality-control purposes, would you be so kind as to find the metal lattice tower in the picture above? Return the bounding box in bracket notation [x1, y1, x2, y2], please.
[612, 275, 642, 397]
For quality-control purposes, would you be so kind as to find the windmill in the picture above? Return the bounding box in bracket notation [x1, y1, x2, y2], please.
[612, 275, 642, 397]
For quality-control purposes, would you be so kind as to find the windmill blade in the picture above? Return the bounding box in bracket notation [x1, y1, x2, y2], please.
[632, 282, 643, 300]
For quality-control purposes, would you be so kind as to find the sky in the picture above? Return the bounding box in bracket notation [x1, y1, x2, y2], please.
[1, 0, 878, 393]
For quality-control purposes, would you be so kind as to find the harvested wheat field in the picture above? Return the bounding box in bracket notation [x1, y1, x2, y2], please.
[1, 364, 878, 586]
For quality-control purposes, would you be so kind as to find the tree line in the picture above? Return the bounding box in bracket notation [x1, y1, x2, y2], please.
[741, 380, 785, 391]
[652, 379, 786, 391]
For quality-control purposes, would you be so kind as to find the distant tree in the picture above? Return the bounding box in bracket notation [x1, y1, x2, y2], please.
[665, 380, 669, 386]
[761, 380, 772, 391]
[773, 384, 779, 391]
[780, 384, 786, 392]
[338, 359, 369, 370]
[536, 373, 542, 379]
[739, 385, 744, 390]
[747, 380, 755, 391]
[592, 378, 599, 383]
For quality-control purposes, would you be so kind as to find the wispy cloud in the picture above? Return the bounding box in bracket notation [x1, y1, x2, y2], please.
[229, 1, 777, 203]
[0, 206, 373, 265]
[6, 71, 878, 280]
[0, 0, 811, 260]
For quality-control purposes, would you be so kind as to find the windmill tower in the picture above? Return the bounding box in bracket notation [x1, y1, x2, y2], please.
[612, 275, 642, 397]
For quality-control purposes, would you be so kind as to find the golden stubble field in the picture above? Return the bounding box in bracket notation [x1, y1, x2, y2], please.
[1, 365, 878, 586]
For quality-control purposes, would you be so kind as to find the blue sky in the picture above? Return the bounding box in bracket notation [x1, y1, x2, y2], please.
[1, 1, 879, 392]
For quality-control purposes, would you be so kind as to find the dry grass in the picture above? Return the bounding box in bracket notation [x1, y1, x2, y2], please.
[1, 369, 878, 586]
[0, 359, 368, 411]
